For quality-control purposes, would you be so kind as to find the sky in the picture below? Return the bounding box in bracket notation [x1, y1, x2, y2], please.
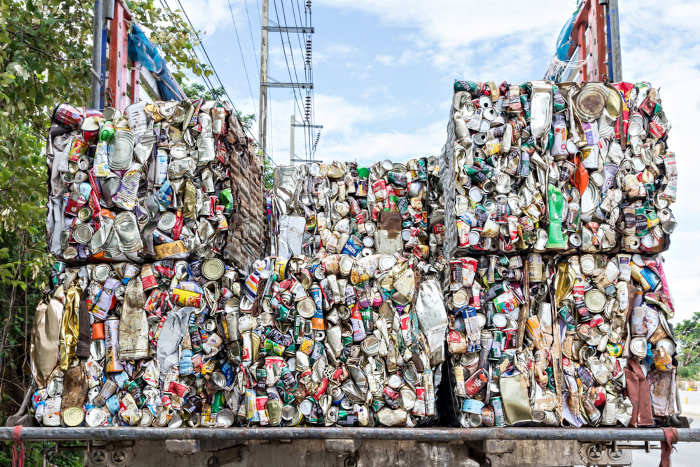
[177, 0, 700, 324]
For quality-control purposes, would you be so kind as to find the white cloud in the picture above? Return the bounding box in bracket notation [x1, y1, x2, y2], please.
[317, 0, 564, 49]
[179, 0, 235, 36]
[319, 120, 445, 164]
[615, 0, 700, 323]
[315, 43, 358, 64]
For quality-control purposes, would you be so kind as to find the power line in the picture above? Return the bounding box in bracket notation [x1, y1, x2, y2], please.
[272, 0, 305, 126]
[164, 0, 275, 164]
[244, 0, 260, 73]
[274, 0, 308, 158]
[173, 0, 235, 103]
[299, 0, 316, 157]
[227, 0, 256, 104]
[286, 0, 311, 159]
[158, 0, 218, 96]
[291, 0, 308, 81]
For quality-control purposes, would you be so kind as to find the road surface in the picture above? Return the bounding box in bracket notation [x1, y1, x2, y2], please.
[633, 390, 699, 466]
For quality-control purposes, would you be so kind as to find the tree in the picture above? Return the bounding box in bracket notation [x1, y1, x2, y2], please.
[182, 82, 227, 101]
[676, 312, 700, 368]
[0, 0, 215, 462]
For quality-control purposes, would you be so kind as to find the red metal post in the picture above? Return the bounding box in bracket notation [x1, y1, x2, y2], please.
[107, 0, 134, 110]
[570, 0, 609, 82]
[131, 63, 141, 104]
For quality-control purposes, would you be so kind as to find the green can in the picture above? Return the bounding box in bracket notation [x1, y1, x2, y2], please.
[99, 121, 115, 142]
[211, 391, 224, 413]
[219, 188, 234, 215]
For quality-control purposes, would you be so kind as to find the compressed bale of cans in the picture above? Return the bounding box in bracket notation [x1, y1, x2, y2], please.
[45, 101, 264, 269]
[444, 80, 676, 255]
[444, 252, 679, 427]
[441, 79, 681, 427]
[237, 254, 446, 426]
[31, 259, 247, 428]
[255, 158, 449, 426]
[31, 154, 451, 428]
[269, 158, 444, 261]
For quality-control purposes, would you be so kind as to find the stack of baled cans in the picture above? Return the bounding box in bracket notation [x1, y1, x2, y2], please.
[441, 80, 680, 427]
[33, 100, 264, 427]
[31, 79, 681, 430]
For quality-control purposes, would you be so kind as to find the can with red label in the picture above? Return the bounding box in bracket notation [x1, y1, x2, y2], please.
[53, 103, 84, 128]
[465, 368, 488, 397]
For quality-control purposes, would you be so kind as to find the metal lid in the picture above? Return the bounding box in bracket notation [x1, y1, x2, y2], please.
[157, 212, 177, 231]
[85, 407, 108, 427]
[584, 289, 606, 313]
[77, 207, 93, 222]
[657, 337, 676, 356]
[378, 254, 396, 272]
[73, 223, 94, 244]
[575, 84, 607, 122]
[299, 398, 314, 417]
[202, 258, 225, 281]
[580, 255, 596, 275]
[93, 264, 111, 282]
[63, 406, 85, 427]
[629, 336, 648, 358]
[297, 297, 316, 319]
[453, 289, 469, 308]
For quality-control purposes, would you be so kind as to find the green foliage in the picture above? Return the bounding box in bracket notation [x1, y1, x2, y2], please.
[263, 154, 274, 190]
[678, 364, 700, 381]
[182, 82, 227, 101]
[0, 441, 85, 467]
[676, 312, 700, 370]
[0, 0, 211, 462]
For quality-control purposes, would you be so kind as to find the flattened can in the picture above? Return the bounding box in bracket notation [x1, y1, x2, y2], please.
[481, 405, 495, 427]
[202, 258, 225, 281]
[464, 368, 488, 397]
[157, 212, 177, 232]
[490, 396, 505, 427]
[104, 317, 123, 373]
[63, 406, 84, 427]
[86, 407, 109, 427]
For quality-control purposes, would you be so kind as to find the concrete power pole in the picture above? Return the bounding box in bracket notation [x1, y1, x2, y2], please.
[90, 0, 104, 109]
[607, 0, 623, 81]
[289, 114, 295, 164]
[259, 0, 269, 157]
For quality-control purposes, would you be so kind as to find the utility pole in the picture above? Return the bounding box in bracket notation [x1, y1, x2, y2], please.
[90, 0, 104, 108]
[260, 0, 319, 162]
[259, 0, 269, 157]
[290, 114, 295, 164]
[605, 0, 623, 81]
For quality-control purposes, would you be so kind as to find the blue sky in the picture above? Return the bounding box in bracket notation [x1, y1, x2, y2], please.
[179, 0, 700, 323]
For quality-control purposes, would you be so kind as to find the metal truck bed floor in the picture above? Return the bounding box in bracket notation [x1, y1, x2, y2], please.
[2, 426, 699, 442]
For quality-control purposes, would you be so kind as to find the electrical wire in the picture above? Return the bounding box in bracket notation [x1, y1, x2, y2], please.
[226, 0, 256, 105]
[158, 0, 217, 96]
[163, 0, 275, 164]
[285, 0, 311, 159]
[271, 0, 305, 128]
[244, 0, 260, 73]
[275, 0, 309, 158]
